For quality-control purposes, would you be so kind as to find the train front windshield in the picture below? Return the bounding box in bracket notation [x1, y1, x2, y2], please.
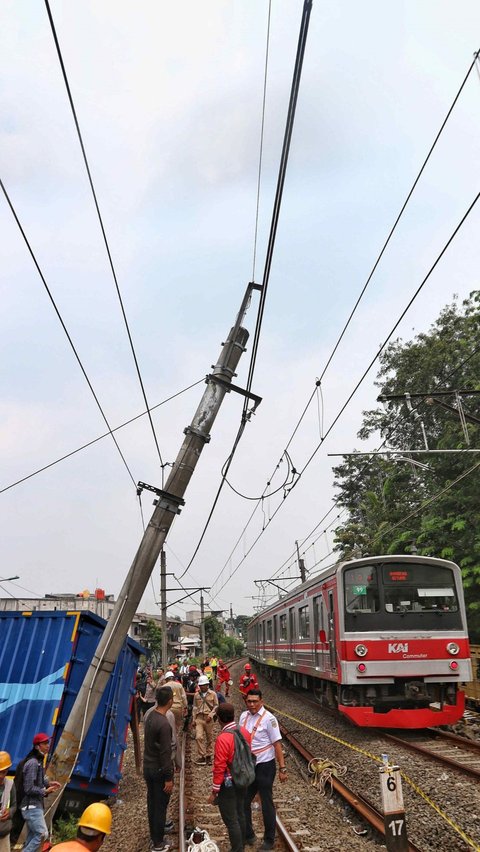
[343, 562, 463, 630]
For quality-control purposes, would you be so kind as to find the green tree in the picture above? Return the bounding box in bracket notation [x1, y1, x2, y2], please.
[144, 619, 163, 666]
[333, 292, 480, 636]
[233, 615, 252, 638]
[204, 616, 225, 651]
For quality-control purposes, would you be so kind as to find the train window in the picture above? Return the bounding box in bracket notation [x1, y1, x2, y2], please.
[298, 605, 310, 639]
[266, 620, 273, 642]
[344, 565, 379, 613]
[382, 564, 459, 613]
[279, 613, 287, 641]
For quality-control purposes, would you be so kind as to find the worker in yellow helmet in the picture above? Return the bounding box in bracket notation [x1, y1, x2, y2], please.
[51, 802, 112, 850]
[0, 751, 16, 852]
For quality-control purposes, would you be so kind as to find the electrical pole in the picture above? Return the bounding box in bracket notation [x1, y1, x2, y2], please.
[160, 549, 168, 669]
[48, 310, 251, 795]
[200, 590, 206, 659]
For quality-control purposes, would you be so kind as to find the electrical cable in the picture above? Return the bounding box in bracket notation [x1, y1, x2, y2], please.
[252, 0, 272, 282]
[1, 378, 203, 495]
[211, 47, 480, 533]
[44, 0, 166, 482]
[208, 193, 480, 598]
[242, 0, 313, 421]
[178, 1, 313, 579]
[317, 48, 480, 385]
[0, 177, 136, 488]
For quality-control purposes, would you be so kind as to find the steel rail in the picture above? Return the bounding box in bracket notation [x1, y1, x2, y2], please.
[179, 731, 187, 852]
[275, 814, 301, 852]
[426, 726, 480, 754]
[381, 731, 480, 781]
[278, 721, 423, 852]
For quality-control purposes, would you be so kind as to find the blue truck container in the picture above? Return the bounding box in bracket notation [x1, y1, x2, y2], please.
[0, 610, 145, 811]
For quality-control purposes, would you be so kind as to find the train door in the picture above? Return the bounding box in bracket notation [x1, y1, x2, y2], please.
[313, 595, 324, 669]
[328, 590, 337, 674]
[288, 607, 296, 664]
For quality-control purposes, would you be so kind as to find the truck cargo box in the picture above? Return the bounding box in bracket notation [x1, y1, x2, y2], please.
[0, 610, 145, 810]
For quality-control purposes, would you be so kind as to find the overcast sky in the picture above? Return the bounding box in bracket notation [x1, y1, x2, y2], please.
[1, 1, 479, 622]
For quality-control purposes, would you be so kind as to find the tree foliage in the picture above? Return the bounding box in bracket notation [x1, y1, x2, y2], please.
[144, 619, 163, 666]
[333, 292, 480, 637]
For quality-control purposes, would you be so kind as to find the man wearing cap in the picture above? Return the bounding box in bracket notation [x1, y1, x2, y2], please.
[51, 802, 112, 849]
[0, 751, 16, 852]
[192, 676, 218, 765]
[20, 733, 61, 852]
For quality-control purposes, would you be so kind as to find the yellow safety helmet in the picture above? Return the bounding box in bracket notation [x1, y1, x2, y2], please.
[0, 752, 12, 772]
[78, 802, 112, 835]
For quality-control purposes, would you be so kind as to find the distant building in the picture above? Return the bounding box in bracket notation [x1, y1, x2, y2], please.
[0, 591, 199, 660]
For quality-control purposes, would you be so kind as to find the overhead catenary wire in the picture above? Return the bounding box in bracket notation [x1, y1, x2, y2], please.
[0, 177, 136, 489]
[0, 378, 203, 495]
[202, 50, 480, 599]
[208, 192, 480, 599]
[177, 0, 313, 580]
[264, 342, 480, 585]
[251, 0, 272, 282]
[44, 0, 166, 482]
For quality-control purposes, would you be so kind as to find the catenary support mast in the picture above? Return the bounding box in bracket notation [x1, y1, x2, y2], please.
[48, 314, 250, 792]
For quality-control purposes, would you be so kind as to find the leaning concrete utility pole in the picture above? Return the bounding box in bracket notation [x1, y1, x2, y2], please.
[48, 298, 254, 793]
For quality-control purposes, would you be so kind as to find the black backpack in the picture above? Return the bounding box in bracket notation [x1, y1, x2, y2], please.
[225, 727, 256, 788]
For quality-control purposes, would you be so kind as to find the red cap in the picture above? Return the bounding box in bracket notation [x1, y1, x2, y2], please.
[244, 664, 251, 670]
[33, 733, 50, 746]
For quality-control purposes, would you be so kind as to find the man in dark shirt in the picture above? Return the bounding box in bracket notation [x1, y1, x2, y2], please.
[143, 686, 174, 852]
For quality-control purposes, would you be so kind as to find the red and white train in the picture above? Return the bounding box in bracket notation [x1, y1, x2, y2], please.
[247, 554, 472, 727]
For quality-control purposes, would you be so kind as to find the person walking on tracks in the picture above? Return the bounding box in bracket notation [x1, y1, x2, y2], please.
[18, 733, 61, 852]
[238, 664, 259, 701]
[207, 704, 252, 852]
[239, 689, 287, 851]
[143, 686, 175, 852]
[192, 675, 218, 764]
[51, 803, 112, 849]
[0, 751, 16, 852]
[164, 671, 188, 734]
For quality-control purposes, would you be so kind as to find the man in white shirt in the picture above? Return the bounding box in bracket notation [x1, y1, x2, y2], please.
[239, 689, 287, 851]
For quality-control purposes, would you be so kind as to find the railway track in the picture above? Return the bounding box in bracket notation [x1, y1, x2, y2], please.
[277, 717, 423, 852]
[381, 727, 480, 781]
[178, 717, 302, 851]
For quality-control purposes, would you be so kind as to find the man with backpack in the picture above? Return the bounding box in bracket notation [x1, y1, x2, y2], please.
[207, 704, 254, 852]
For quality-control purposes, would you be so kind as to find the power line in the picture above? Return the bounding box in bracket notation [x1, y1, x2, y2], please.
[44, 0, 166, 482]
[1, 378, 203, 495]
[0, 177, 136, 488]
[178, 1, 313, 578]
[252, 0, 272, 282]
[208, 192, 480, 598]
[203, 52, 480, 599]
[317, 48, 480, 384]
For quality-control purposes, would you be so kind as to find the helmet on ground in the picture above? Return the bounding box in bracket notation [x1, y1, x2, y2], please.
[198, 675, 210, 686]
[164, 671, 174, 679]
[244, 664, 251, 671]
[0, 751, 12, 772]
[78, 803, 112, 836]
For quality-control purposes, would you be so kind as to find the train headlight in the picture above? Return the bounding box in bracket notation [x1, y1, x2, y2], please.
[356, 663, 367, 673]
[354, 643, 368, 657]
[446, 642, 459, 656]
[449, 660, 459, 671]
